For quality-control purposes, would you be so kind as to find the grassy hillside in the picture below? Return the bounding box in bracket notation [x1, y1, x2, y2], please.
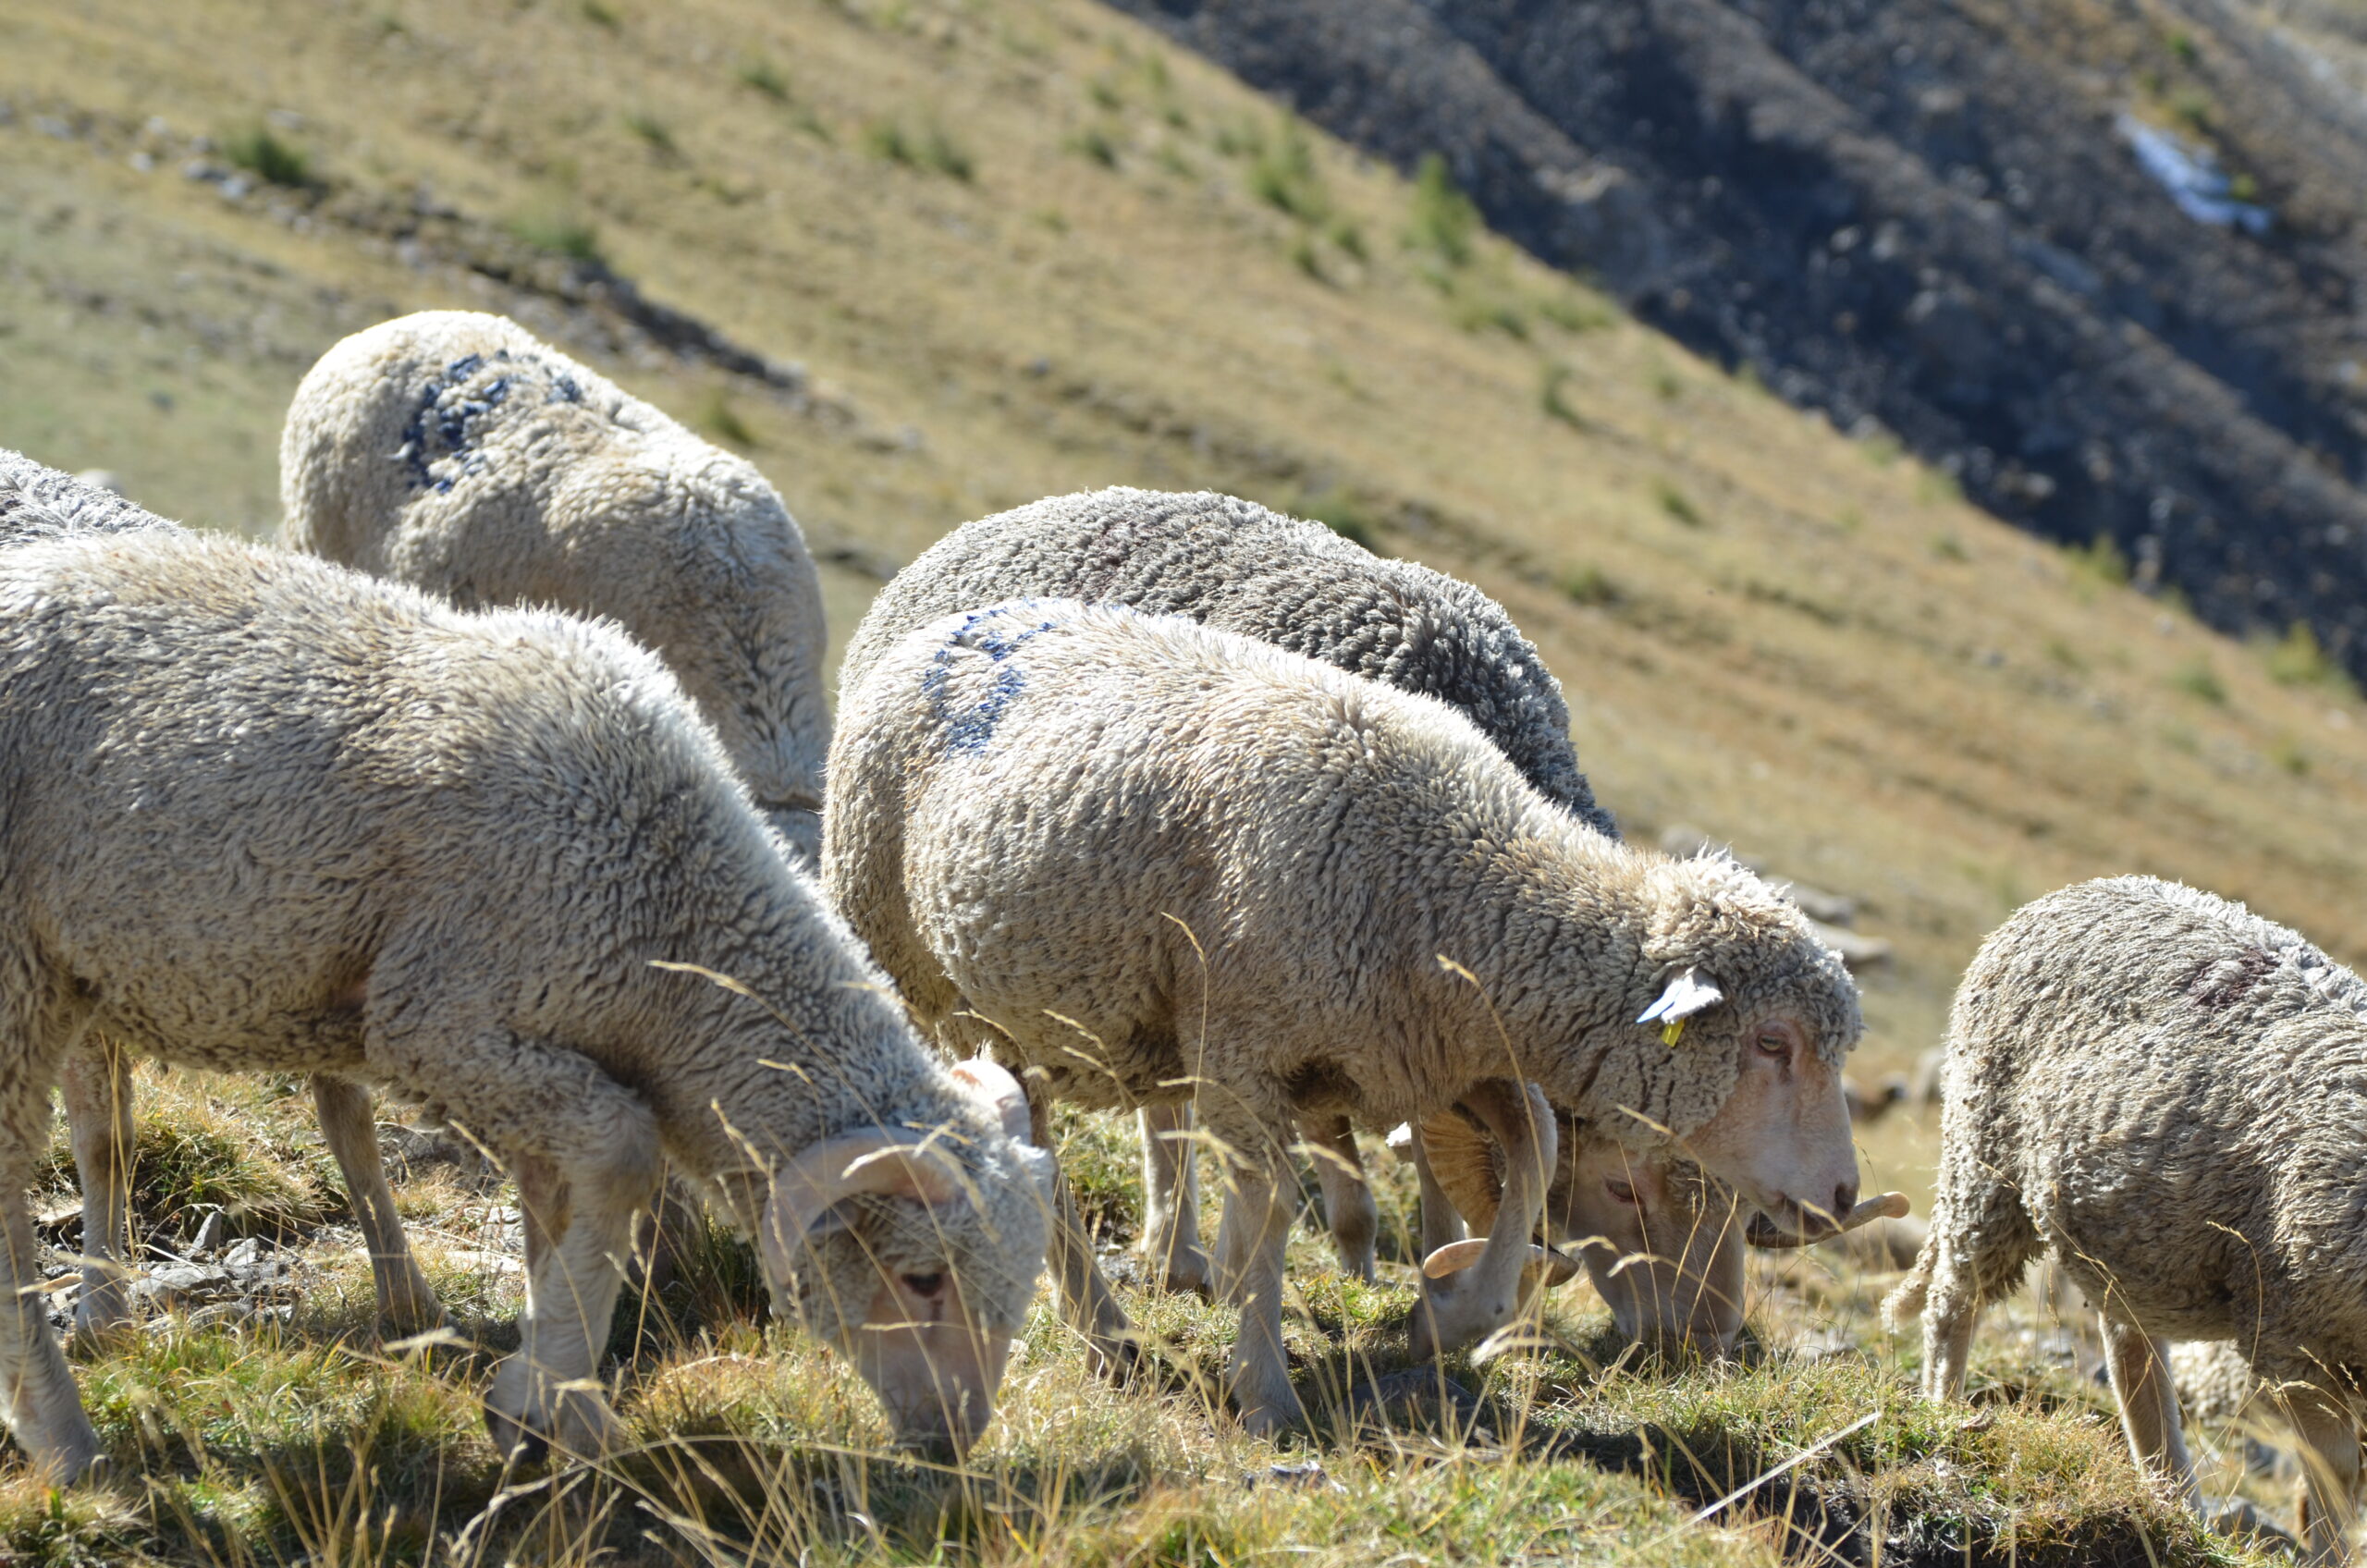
[0, 0, 2345, 1562]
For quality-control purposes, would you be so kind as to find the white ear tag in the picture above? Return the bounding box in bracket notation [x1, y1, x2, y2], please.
[1637, 966, 1725, 1047]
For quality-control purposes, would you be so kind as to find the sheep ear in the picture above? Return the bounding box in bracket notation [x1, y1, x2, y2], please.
[1637, 966, 1725, 1026]
[950, 1057, 1033, 1145]
[760, 1133, 966, 1286]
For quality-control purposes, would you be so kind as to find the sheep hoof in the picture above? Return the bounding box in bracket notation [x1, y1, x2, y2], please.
[1234, 1388, 1309, 1438]
[1084, 1332, 1143, 1385]
[1147, 1244, 1214, 1299]
[485, 1405, 550, 1469]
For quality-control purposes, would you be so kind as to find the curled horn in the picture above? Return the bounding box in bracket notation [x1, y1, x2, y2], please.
[760, 1131, 967, 1287]
[1746, 1192, 1911, 1249]
[1421, 1237, 1583, 1288]
[950, 1057, 1034, 1144]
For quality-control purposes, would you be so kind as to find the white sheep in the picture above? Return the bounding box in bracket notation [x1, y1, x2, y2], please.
[0, 509, 1050, 1480]
[824, 600, 1869, 1432]
[840, 484, 1616, 1296]
[1887, 875, 2367, 1561]
[281, 310, 831, 860]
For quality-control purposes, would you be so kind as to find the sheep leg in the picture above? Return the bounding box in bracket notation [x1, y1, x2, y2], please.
[1206, 1114, 1306, 1434]
[2101, 1319, 2200, 1511]
[0, 974, 102, 1479]
[1032, 1094, 1136, 1378]
[1304, 1114, 1377, 1282]
[2279, 1384, 2360, 1564]
[1407, 1130, 1469, 1259]
[1411, 1079, 1552, 1360]
[311, 1074, 443, 1337]
[1137, 1103, 1212, 1297]
[364, 1018, 659, 1461]
[58, 1037, 134, 1347]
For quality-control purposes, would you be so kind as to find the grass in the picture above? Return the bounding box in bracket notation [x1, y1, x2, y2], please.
[5, 0, 2367, 1552]
[0, 1072, 2278, 1568]
[1406, 152, 1478, 266]
[863, 116, 975, 180]
[219, 123, 311, 188]
[735, 55, 791, 102]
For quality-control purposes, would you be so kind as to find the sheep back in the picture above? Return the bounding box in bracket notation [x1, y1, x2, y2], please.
[280, 311, 830, 856]
[0, 449, 177, 545]
[840, 487, 1613, 837]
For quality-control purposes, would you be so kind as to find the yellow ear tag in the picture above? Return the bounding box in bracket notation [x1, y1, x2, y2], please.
[1661, 1018, 1687, 1047]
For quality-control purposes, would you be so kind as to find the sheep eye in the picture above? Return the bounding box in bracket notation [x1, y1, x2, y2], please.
[1755, 1029, 1790, 1058]
[1606, 1179, 1638, 1205]
[900, 1272, 946, 1298]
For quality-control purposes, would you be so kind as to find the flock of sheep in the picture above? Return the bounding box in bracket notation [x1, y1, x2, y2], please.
[2, 308, 2362, 1557]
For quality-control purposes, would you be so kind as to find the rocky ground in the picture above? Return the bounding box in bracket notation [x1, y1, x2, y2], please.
[1111, 0, 2367, 677]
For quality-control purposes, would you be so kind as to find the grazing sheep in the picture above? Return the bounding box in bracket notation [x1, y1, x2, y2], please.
[840, 484, 1613, 1294]
[281, 310, 831, 861]
[1410, 1109, 1745, 1353]
[0, 521, 1051, 1480]
[825, 599, 1867, 1432]
[1886, 875, 2367, 1561]
[0, 454, 448, 1348]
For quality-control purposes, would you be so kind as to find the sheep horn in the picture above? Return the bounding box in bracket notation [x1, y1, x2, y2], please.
[949, 1057, 1034, 1144]
[1420, 1237, 1583, 1287]
[1745, 1191, 1910, 1249]
[759, 1131, 968, 1284]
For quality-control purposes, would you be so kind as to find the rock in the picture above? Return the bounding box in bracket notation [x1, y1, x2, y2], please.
[1810, 919, 1893, 972]
[189, 1210, 227, 1256]
[131, 1262, 240, 1309]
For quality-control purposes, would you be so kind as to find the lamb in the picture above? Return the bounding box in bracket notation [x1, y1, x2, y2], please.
[823, 599, 1870, 1431]
[840, 484, 1615, 1293]
[0, 519, 1051, 1480]
[281, 310, 831, 862]
[0, 453, 452, 1349]
[1886, 875, 2367, 1561]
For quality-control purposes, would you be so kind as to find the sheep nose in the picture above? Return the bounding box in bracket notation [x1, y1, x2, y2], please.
[1831, 1181, 1859, 1222]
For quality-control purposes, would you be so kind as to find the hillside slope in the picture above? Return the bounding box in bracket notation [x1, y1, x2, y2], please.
[7, 0, 2367, 1098]
[1113, 0, 2367, 679]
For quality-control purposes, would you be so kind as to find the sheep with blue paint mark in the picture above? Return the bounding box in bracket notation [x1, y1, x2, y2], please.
[840, 484, 1626, 1298]
[281, 311, 831, 862]
[824, 598, 1869, 1433]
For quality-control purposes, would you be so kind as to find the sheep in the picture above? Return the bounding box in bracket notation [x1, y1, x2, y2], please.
[280, 310, 831, 863]
[0, 453, 456, 1348]
[1886, 875, 2367, 1561]
[823, 598, 1870, 1432]
[839, 484, 1614, 1294]
[0, 517, 1052, 1479]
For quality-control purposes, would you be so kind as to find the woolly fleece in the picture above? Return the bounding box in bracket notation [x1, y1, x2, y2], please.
[282, 311, 831, 860]
[0, 519, 1047, 1465]
[839, 486, 1615, 837]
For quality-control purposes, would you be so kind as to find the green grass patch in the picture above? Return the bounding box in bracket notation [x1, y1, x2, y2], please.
[219, 123, 312, 188]
[864, 116, 975, 180]
[1405, 152, 1478, 266]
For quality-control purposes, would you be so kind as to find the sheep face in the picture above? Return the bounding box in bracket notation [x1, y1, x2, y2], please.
[1676, 1012, 1860, 1243]
[1553, 1133, 1745, 1354]
[759, 1072, 1053, 1452]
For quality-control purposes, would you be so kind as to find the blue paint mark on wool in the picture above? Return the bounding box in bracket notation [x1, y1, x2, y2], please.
[920, 605, 1063, 752]
[398, 350, 520, 493]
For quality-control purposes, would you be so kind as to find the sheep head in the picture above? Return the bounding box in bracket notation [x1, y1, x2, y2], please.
[1595, 852, 1865, 1243]
[758, 1058, 1051, 1453]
